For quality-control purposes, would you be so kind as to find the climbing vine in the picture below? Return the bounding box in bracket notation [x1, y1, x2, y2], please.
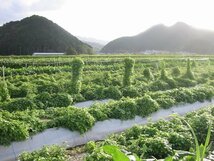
[0, 66, 10, 101]
[123, 58, 135, 86]
[70, 58, 84, 94]
[184, 59, 195, 79]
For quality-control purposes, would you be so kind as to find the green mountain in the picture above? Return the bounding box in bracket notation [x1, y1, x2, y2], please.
[0, 15, 93, 55]
[101, 22, 214, 54]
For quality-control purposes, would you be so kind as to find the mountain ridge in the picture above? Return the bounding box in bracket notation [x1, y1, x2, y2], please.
[101, 22, 214, 54]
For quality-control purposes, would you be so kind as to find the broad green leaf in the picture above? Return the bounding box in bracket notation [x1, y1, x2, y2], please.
[103, 145, 130, 161]
[164, 156, 173, 161]
[201, 122, 211, 159]
[182, 120, 200, 161]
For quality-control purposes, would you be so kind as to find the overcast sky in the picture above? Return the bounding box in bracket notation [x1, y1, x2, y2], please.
[1, 0, 214, 42]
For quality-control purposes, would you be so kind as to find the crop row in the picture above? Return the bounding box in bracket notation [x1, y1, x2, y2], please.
[0, 54, 212, 69]
[0, 85, 213, 145]
[17, 104, 214, 161]
[85, 105, 214, 160]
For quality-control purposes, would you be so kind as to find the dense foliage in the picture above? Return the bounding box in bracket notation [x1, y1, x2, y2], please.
[0, 54, 214, 149]
[49, 107, 95, 134]
[70, 58, 84, 94]
[123, 58, 135, 86]
[86, 105, 214, 160]
[0, 80, 10, 101]
[0, 118, 29, 145]
[0, 54, 213, 161]
[19, 145, 68, 161]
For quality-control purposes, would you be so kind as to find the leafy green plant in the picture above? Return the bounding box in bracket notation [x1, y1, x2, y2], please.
[191, 60, 197, 68]
[88, 104, 109, 121]
[136, 95, 159, 116]
[4, 98, 36, 111]
[85, 106, 214, 161]
[108, 99, 137, 120]
[0, 118, 29, 145]
[51, 93, 73, 107]
[122, 86, 140, 98]
[50, 107, 95, 134]
[161, 118, 212, 161]
[184, 59, 195, 80]
[37, 82, 61, 94]
[103, 145, 130, 161]
[0, 80, 10, 102]
[171, 67, 181, 77]
[86, 145, 141, 161]
[174, 78, 197, 87]
[103, 86, 122, 99]
[130, 136, 173, 159]
[123, 58, 135, 87]
[19, 145, 68, 161]
[159, 68, 176, 88]
[34, 92, 52, 108]
[156, 97, 176, 109]
[86, 141, 96, 153]
[185, 120, 211, 161]
[34, 93, 73, 108]
[160, 68, 168, 80]
[70, 58, 84, 94]
[167, 121, 211, 161]
[85, 146, 113, 161]
[143, 68, 154, 80]
[149, 80, 171, 91]
[186, 113, 213, 145]
[167, 132, 192, 151]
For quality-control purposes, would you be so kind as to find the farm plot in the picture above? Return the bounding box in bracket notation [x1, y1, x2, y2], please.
[0, 54, 214, 160]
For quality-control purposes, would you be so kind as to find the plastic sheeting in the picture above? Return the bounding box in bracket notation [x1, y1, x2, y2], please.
[73, 99, 111, 108]
[0, 99, 214, 161]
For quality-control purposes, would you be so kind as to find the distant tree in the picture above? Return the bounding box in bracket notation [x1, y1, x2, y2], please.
[66, 47, 78, 55]
[86, 48, 94, 55]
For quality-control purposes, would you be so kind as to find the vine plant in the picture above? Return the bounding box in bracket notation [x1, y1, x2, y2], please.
[123, 58, 135, 87]
[70, 58, 84, 94]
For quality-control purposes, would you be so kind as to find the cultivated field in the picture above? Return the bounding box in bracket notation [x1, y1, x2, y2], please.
[0, 54, 214, 161]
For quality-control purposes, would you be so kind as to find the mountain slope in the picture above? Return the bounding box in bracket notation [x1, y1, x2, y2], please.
[77, 36, 107, 53]
[0, 15, 93, 55]
[101, 22, 214, 54]
[84, 41, 104, 53]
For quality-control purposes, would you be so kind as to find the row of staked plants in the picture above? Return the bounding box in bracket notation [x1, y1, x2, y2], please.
[1, 57, 213, 105]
